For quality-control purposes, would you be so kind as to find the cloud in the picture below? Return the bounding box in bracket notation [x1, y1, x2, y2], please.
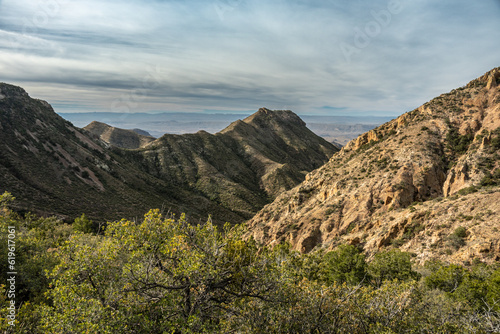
[0, 0, 499, 116]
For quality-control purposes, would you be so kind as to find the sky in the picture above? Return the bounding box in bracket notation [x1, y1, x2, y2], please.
[0, 0, 499, 117]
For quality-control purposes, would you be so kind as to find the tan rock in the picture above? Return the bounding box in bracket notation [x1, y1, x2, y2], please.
[246, 67, 500, 264]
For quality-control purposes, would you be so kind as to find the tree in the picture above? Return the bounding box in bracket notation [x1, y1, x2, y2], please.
[319, 244, 367, 285]
[41, 210, 287, 333]
[368, 249, 420, 287]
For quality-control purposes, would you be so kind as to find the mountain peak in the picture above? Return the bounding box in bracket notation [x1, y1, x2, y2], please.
[84, 121, 155, 149]
[243, 108, 306, 127]
[466, 66, 500, 90]
[0, 83, 29, 99]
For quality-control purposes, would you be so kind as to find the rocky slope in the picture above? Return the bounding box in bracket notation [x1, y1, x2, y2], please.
[0, 83, 211, 222]
[0, 84, 336, 224]
[133, 108, 337, 219]
[84, 121, 155, 149]
[247, 67, 500, 265]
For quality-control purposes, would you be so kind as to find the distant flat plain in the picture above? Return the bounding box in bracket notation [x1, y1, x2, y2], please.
[59, 112, 392, 146]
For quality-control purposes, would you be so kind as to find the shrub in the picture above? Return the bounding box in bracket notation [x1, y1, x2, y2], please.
[458, 186, 478, 196]
[453, 226, 467, 238]
[446, 128, 473, 155]
[319, 244, 367, 285]
[424, 262, 467, 293]
[73, 213, 94, 234]
[368, 249, 420, 287]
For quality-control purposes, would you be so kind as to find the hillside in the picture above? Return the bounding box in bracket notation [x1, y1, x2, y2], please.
[247, 67, 500, 265]
[125, 108, 337, 219]
[84, 121, 155, 149]
[0, 85, 336, 224]
[0, 83, 196, 222]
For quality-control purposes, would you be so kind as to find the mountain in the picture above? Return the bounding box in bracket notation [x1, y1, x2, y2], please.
[247, 67, 500, 265]
[84, 121, 155, 149]
[0, 83, 195, 222]
[135, 108, 337, 219]
[0, 85, 336, 224]
[131, 128, 153, 137]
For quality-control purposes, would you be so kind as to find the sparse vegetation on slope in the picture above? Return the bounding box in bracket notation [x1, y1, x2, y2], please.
[0, 84, 336, 225]
[247, 67, 500, 264]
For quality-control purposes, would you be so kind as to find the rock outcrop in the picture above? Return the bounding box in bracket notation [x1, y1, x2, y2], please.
[247, 67, 500, 265]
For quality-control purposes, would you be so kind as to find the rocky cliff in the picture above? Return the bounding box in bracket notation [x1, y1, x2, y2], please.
[247, 67, 500, 265]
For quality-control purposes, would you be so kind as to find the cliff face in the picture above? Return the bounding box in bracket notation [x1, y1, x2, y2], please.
[247, 68, 500, 265]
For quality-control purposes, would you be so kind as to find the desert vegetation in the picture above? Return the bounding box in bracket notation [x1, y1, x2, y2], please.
[2, 192, 500, 333]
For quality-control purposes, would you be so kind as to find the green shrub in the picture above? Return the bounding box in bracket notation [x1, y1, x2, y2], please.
[73, 213, 94, 234]
[424, 262, 466, 293]
[453, 226, 467, 238]
[458, 186, 478, 196]
[319, 244, 367, 285]
[446, 128, 473, 154]
[368, 249, 420, 287]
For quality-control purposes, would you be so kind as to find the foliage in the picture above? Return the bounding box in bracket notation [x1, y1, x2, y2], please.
[72, 213, 95, 234]
[424, 262, 467, 293]
[2, 194, 500, 332]
[319, 244, 368, 285]
[40, 210, 289, 333]
[447, 226, 467, 250]
[368, 249, 420, 287]
[446, 128, 473, 155]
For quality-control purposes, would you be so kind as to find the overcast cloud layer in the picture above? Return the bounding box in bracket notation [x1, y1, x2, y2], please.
[0, 0, 499, 116]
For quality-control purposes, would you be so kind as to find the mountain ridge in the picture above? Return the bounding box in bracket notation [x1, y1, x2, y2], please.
[84, 121, 155, 149]
[247, 67, 500, 265]
[0, 85, 336, 224]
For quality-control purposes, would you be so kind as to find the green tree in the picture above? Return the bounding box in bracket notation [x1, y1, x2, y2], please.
[41, 210, 287, 333]
[368, 249, 420, 287]
[319, 244, 367, 285]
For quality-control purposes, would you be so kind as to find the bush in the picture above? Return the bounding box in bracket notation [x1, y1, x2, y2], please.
[73, 213, 94, 234]
[368, 249, 420, 287]
[424, 262, 466, 293]
[319, 244, 367, 285]
[453, 226, 467, 238]
[446, 128, 473, 155]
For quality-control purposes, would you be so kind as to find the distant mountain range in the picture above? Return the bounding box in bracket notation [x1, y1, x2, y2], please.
[0, 86, 336, 224]
[59, 111, 391, 146]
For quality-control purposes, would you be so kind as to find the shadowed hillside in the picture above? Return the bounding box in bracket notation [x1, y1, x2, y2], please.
[0, 85, 336, 224]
